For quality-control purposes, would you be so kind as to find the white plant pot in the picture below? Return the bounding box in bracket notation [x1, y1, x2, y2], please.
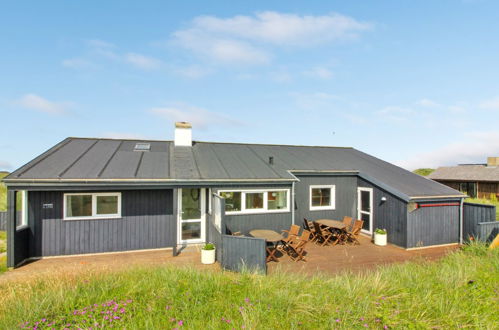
[374, 233, 387, 246]
[201, 248, 216, 264]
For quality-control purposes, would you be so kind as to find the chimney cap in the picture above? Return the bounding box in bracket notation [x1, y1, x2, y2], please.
[175, 122, 192, 129]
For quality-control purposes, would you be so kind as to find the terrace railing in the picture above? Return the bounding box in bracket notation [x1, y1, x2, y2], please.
[463, 202, 499, 242]
[207, 194, 267, 274]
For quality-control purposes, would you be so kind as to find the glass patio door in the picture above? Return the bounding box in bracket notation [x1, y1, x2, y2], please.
[178, 188, 205, 244]
[357, 187, 373, 234]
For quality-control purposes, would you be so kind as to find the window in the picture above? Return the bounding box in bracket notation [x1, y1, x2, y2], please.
[219, 189, 289, 214]
[16, 190, 28, 229]
[134, 143, 150, 151]
[309, 185, 335, 210]
[219, 191, 241, 212]
[64, 193, 121, 220]
[267, 191, 287, 210]
[245, 192, 264, 210]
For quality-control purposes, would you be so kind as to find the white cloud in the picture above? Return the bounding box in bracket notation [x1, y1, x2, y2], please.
[150, 103, 242, 130]
[87, 39, 119, 59]
[87, 39, 115, 49]
[376, 106, 415, 122]
[62, 58, 94, 69]
[174, 65, 213, 79]
[101, 132, 146, 140]
[172, 11, 370, 65]
[124, 53, 162, 70]
[303, 66, 334, 79]
[396, 131, 499, 170]
[479, 97, 499, 110]
[0, 160, 12, 170]
[173, 31, 270, 64]
[417, 98, 440, 108]
[269, 70, 293, 83]
[16, 94, 69, 115]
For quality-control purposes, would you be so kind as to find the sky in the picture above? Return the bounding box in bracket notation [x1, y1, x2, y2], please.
[0, 0, 498, 172]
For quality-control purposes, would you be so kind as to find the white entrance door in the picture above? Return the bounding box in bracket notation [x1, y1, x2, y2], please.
[357, 187, 373, 234]
[178, 188, 205, 244]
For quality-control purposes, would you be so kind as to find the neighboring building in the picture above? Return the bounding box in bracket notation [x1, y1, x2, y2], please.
[428, 157, 499, 199]
[3, 122, 466, 268]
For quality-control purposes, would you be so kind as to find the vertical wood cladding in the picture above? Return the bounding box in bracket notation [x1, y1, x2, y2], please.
[28, 189, 175, 256]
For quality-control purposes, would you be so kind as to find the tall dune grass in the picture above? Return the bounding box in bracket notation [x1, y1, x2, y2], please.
[0, 243, 497, 329]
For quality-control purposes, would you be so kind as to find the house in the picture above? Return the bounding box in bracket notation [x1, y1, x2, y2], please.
[3, 122, 466, 268]
[428, 157, 499, 199]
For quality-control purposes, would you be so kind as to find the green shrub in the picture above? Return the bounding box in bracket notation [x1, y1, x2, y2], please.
[202, 243, 215, 250]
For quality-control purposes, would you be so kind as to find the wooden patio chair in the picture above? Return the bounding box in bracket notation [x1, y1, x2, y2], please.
[313, 221, 335, 246]
[345, 220, 364, 245]
[342, 216, 353, 230]
[303, 218, 319, 242]
[281, 224, 300, 244]
[285, 230, 310, 262]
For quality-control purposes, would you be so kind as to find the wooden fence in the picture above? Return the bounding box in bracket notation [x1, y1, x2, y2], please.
[463, 202, 499, 242]
[206, 194, 267, 274]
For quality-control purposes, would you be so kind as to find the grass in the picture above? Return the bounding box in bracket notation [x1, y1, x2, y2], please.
[0, 231, 5, 253]
[0, 243, 497, 329]
[412, 168, 435, 176]
[466, 196, 499, 221]
[0, 255, 6, 275]
[0, 172, 7, 212]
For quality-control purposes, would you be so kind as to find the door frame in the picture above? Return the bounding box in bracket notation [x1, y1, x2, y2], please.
[177, 188, 206, 244]
[357, 187, 374, 235]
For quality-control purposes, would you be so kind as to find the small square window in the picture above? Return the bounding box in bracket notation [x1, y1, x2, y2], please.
[310, 185, 335, 210]
[134, 143, 150, 151]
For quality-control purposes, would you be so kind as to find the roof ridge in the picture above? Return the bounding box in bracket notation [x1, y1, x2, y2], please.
[66, 137, 352, 149]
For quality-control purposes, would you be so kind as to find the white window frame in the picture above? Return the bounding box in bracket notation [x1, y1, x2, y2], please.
[309, 185, 336, 211]
[218, 189, 290, 215]
[63, 192, 122, 220]
[16, 190, 29, 230]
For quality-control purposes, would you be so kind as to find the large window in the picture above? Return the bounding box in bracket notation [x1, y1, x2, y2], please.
[219, 189, 289, 214]
[16, 190, 28, 229]
[64, 193, 121, 220]
[309, 185, 336, 210]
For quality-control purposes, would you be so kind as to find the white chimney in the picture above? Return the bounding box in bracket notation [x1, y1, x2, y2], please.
[174, 122, 192, 146]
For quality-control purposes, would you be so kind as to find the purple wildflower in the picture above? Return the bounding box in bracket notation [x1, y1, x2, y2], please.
[363, 324, 368, 327]
[336, 319, 341, 323]
[178, 320, 184, 326]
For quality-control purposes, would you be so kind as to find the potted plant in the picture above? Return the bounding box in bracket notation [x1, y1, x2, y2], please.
[201, 243, 216, 264]
[374, 228, 387, 246]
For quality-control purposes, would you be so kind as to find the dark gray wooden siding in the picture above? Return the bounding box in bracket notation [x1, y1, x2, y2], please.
[463, 202, 496, 240]
[406, 201, 460, 248]
[221, 235, 266, 273]
[357, 178, 408, 247]
[28, 189, 176, 257]
[213, 186, 292, 235]
[476, 222, 499, 242]
[294, 175, 357, 226]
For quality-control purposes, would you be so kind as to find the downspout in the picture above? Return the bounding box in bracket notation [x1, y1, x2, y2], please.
[459, 198, 464, 245]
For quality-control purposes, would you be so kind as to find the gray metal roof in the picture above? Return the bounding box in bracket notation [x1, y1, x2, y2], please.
[429, 165, 499, 182]
[4, 137, 464, 200]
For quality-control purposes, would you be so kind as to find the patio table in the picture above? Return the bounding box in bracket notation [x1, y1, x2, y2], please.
[315, 219, 348, 245]
[249, 229, 284, 262]
[315, 219, 347, 230]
